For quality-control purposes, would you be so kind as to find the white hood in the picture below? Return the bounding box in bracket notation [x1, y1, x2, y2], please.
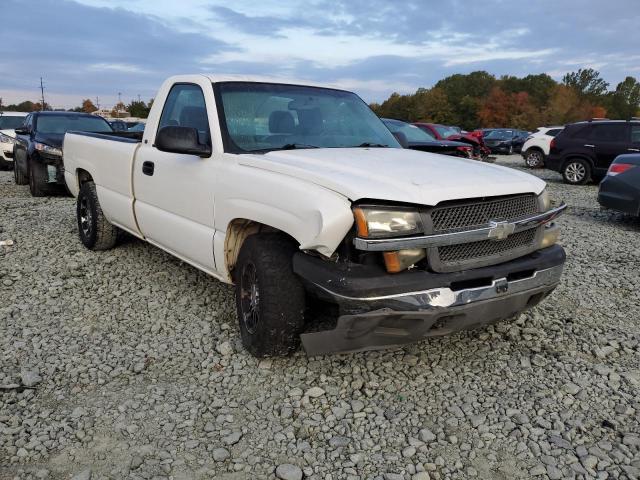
[239, 147, 546, 206]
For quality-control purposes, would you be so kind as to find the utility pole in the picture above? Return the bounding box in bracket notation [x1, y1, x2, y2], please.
[96, 96, 100, 110]
[40, 77, 46, 111]
[118, 92, 122, 105]
[137, 94, 141, 103]
[0, 97, 3, 111]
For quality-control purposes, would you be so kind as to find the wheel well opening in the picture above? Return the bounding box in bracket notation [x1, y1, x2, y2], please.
[77, 169, 94, 186]
[224, 219, 297, 279]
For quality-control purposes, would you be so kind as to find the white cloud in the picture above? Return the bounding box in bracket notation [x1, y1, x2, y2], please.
[88, 63, 148, 73]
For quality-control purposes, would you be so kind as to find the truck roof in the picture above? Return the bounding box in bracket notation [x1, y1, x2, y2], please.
[168, 74, 335, 91]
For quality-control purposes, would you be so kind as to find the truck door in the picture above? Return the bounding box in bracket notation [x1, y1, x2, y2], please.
[132, 83, 218, 273]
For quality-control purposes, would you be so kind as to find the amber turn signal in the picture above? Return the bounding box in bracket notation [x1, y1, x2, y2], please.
[383, 249, 426, 273]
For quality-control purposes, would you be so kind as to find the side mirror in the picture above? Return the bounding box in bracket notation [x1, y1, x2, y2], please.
[392, 131, 409, 148]
[155, 126, 211, 157]
[14, 127, 29, 135]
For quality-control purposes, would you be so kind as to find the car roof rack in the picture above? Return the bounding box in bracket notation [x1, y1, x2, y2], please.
[587, 118, 609, 122]
[629, 117, 640, 121]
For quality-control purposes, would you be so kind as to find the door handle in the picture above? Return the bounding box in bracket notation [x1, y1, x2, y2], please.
[584, 144, 595, 148]
[142, 161, 155, 176]
[628, 148, 640, 152]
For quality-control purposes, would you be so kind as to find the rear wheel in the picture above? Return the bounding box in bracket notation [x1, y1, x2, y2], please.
[562, 159, 591, 185]
[234, 234, 305, 357]
[77, 181, 119, 250]
[28, 158, 48, 197]
[524, 149, 544, 168]
[14, 159, 28, 185]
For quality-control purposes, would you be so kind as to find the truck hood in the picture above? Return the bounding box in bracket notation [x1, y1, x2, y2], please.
[239, 147, 546, 206]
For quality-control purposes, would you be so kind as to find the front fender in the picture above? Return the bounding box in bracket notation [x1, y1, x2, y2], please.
[215, 165, 354, 257]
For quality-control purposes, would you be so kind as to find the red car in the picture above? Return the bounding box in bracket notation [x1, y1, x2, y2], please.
[414, 123, 491, 161]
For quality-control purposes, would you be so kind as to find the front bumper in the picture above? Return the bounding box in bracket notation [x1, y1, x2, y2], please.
[295, 245, 565, 355]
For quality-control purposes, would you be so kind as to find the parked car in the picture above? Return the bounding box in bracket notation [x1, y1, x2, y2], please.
[13, 111, 113, 196]
[414, 123, 491, 160]
[128, 122, 146, 132]
[484, 129, 528, 155]
[109, 120, 128, 131]
[0, 112, 28, 169]
[63, 74, 567, 357]
[598, 154, 640, 216]
[382, 118, 472, 158]
[521, 126, 564, 168]
[546, 119, 640, 185]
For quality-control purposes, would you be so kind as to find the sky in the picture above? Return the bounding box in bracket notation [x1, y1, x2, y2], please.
[2, 0, 639, 110]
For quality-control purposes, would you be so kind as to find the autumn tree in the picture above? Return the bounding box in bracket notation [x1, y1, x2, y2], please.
[478, 87, 511, 127]
[81, 99, 98, 113]
[412, 87, 455, 124]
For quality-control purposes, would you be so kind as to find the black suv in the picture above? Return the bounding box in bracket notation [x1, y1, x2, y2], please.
[546, 120, 640, 185]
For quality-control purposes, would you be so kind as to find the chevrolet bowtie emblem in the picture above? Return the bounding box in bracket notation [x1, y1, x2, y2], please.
[487, 220, 516, 240]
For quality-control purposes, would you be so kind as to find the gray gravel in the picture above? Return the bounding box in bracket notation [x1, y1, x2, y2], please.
[1, 155, 639, 480]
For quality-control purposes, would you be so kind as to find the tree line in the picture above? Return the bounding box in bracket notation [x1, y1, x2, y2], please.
[370, 69, 640, 130]
[0, 98, 154, 118]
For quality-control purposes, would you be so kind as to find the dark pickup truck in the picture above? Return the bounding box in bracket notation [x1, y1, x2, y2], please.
[13, 111, 115, 196]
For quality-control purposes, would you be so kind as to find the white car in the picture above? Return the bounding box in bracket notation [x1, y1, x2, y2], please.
[0, 112, 28, 169]
[521, 126, 564, 168]
[62, 74, 567, 357]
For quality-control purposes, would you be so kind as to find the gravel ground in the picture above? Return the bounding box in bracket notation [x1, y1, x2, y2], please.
[1, 155, 639, 480]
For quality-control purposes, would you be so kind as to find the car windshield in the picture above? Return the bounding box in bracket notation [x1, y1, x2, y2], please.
[383, 119, 436, 142]
[486, 130, 513, 140]
[216, 82, 400, 152]
[434, 125, 460, 138]
[36, 115, 113, 134]
[0, 116, 26, 129]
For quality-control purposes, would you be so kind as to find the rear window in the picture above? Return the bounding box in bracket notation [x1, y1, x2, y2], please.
[546, 128, 562, 137]
[36, 115, 113, 134]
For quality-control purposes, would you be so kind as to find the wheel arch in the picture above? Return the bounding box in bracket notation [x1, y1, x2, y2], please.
[223, 218, 299, 281]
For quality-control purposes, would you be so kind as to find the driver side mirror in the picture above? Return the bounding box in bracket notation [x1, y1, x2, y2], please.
[14, 127, 30, 135]
[155, 126, 211, 157]
[392, 131, 409, 148]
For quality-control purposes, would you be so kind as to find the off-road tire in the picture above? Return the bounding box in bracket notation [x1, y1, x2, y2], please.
[524, 149, 545, 168]
[562, 158, 591, 185]
[77, 181, 118, 250]
[234, 234, 305, 357]
[14, 160, 28, 185]
[28, 158, 48, 197]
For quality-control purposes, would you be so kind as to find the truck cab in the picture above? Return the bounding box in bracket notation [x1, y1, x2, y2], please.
[63, 74, 567, 357]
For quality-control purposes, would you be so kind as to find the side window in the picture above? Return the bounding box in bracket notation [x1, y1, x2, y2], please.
[570, 125, 593, 139]
[589, 124, 628, 142]
[158, 84, 210, 144]
[631, 125, 640, 144]
[547, 129, 562, 137]
[25, 114, 33, 130]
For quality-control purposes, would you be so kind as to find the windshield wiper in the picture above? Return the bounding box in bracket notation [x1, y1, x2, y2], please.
[354, 142, 390, 148]
[280, 143, 320, 150]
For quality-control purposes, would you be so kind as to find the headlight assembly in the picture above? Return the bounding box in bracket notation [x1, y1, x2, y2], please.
[353, 206, 423, 238]
[538, 188, 551, 211]
[34, 142, 62, 157]
[0, 133, 15, 144]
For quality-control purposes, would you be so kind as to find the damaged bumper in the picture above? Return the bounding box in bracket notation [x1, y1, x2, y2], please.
[294, 245, 565, 355]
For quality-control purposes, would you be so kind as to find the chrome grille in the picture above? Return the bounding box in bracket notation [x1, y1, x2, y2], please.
[438, 229, 537, 265]
[431, 194, 538, 233]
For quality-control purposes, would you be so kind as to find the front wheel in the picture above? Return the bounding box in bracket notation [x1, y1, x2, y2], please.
[562, 159, 591, 185]
[28, 158, 48, 197]
[14, 159, 28, 185]
[234, 234, 305, 357]
[77, 181, 119, 250]
[524, 149, 544, 168]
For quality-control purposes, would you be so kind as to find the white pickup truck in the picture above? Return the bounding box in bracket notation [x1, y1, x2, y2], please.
[63, 74, 567, 357]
